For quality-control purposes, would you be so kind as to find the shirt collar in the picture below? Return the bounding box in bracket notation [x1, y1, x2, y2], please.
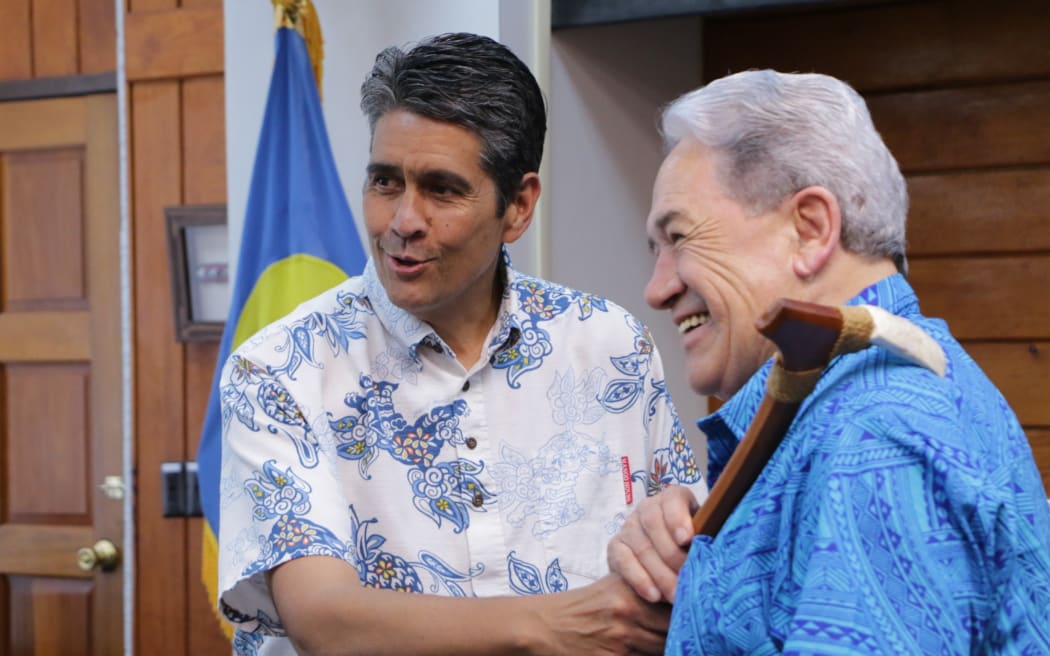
[361, 248, 522, 361]
[699, 274, 918, 483]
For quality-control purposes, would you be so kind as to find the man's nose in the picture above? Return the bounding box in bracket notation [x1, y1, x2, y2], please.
[390, 189, 427, 239]
[645, 250, 683, 311]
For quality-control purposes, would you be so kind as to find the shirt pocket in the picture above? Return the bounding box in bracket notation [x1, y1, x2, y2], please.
[537, 467, 634, 583]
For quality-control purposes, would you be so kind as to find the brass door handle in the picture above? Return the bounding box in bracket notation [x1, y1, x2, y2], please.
[77, 539, 121, 572]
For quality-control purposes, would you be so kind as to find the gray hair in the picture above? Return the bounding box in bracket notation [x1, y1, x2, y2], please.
[360, 32, 546, 216]
[662, 70, 908, 271]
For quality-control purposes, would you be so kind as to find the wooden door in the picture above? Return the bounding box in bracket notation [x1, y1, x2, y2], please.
[0, 93, 122, 655]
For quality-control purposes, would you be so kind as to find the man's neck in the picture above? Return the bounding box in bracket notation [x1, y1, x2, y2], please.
[814, 252, 899, 306]
[426, 265, 507, 371]
[431, 314, 498, 371]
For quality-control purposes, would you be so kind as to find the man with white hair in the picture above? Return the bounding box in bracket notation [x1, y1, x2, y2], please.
[609, 69, 1050, 653]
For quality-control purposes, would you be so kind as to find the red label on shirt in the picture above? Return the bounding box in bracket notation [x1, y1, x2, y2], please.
[621, 456, 633, 505]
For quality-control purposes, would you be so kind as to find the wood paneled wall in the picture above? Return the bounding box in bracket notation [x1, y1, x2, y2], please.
[4, 1, 239, 651]
[125, 1, 228, 654]
[703, 0, 1050, 491]
[0, 0, 115, 80]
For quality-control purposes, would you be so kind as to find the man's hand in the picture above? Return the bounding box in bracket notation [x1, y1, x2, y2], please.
[270, 556, 670, 655]
[531, 574, 670, 655]
[607, 485, 699, 603]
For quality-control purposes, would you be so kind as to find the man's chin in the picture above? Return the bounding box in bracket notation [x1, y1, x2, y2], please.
[685, 354, 737, 400]
[686, 370, 722, 400]
[383, 288, 431, 315]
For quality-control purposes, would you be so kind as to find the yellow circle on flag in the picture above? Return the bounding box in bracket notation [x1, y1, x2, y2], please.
[232, 253, 351, 350]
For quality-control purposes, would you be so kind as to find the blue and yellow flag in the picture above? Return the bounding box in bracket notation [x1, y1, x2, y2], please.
[196, 1, 366, 635]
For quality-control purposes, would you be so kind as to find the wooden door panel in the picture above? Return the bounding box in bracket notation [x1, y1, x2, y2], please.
[966, 342, 1050, 427]
[124, 6, 224, 82]
[31, 0, 79, 78]
[131, 79, 189, 656]
[2, 148, 87, 309]
[1030, 429, 1050, 495]
[907, 168, 1050, 255]
[0, 313, 90, 361]
[0, 0, 32, 80]
[703, 0, 1050, 92]
[182, 76, 226, 203]
[0, 526, 93, 578]
[0, 0, 114, 80]
[868, 80, 1050, 173]
[78, 0, 117, 74]
[8, 576, 93, 656]
[6, 364, 90, 519]
[0, 575, 7, 655]
[908, 256, 1050, 340]
[0, 97, 86, 150]
[0, 94, 121, 655]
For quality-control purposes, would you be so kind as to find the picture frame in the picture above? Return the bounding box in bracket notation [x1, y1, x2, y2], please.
[164, 204, 230, 342]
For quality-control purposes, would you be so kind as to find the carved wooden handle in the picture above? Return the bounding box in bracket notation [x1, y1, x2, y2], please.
[692, 299, 845, 537]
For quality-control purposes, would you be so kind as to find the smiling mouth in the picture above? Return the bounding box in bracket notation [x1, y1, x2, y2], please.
[677, 313, 709, 334]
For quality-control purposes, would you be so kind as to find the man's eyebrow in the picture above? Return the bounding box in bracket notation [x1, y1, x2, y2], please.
[417, 169, 472, 193]
[652, 210, 678, 234]
[366, 162, 400, 178]
[647, 210, 679, 253]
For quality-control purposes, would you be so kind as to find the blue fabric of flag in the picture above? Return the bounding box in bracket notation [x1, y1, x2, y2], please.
[196, 25, 366, 625]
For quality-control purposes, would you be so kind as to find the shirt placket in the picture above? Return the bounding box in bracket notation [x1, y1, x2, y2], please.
[457, 355, 513, 596]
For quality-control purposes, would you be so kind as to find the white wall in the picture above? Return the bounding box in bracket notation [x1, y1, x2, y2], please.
[548, 18, 708, 448]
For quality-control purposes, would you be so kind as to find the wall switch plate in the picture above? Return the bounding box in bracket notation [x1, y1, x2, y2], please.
[160, 461, 204, 518]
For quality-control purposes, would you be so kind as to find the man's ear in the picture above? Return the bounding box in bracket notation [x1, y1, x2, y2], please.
[790, 185, 841, 279]
[501, 172, 540, 244]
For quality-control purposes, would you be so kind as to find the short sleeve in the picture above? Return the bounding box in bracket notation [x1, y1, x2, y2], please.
[217, 349, 355, 635]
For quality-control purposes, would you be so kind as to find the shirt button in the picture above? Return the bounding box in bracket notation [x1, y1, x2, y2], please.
[461, 380, 470, 392]
[472, 492, 484, 508]
[465, 437, 478, 449]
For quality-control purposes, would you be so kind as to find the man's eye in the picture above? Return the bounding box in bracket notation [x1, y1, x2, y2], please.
[429, 183, 459, 198]
[369, 175, 401, 193]
[668, 232, 685, 244]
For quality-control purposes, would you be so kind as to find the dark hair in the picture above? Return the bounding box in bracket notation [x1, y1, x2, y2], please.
[360, 32, 547, 215]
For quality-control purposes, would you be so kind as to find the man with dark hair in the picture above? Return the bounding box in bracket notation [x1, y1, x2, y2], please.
[608, 69, 1050, 654]
[217, 33, 705, 655]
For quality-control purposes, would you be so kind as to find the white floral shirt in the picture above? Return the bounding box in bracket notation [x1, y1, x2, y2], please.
[217, 258, 707, 655]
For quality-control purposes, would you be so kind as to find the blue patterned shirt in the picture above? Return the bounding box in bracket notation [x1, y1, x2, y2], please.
[667, 274, 1050, 655]
[217, 259, 706, 655]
